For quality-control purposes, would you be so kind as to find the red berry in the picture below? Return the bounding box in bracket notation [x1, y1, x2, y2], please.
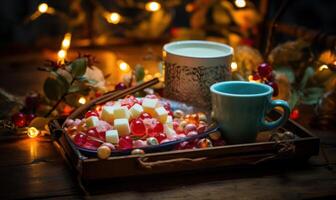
[115, 82, 127, 90]
[290, 108, 300, 120]
[130, 119, 146, 137]
[85, 110, 99, 118]
[139, 112, 152, 120]
[12, 112, 27, 128]
[267, 82, 279, 96]
[74, 133, 87, 146]
[155, 133, 167, 143]
[118, 136, 133, 150]
[25, 92, 40, 110]
[25, 113, 36, 124]
[266, 72, 275, 82]
[252, 71, 261, 80]
[258, 63, 272, 77]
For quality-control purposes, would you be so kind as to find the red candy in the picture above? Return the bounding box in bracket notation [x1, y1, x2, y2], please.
[130, 119, 146, 137]
[74, 133, 87, 146]
[153, 121, 164, 134]
[83, 139, 101, 150]
[85, 110, 99, 118]
[155, 132, 167, 143]
[118, 136, 133, 150]
[139, 112, 152, 120]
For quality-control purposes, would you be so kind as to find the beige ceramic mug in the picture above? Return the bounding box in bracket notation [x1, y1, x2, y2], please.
[163, 40, 233, 109]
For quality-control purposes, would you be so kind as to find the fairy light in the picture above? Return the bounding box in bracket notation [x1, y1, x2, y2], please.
[145, 1, 161, 12]
[118, 60, 130, 72]
[231, 62, 238, 72]
[38, 3, 49, 13]
[78, 96, 86, 105]
[185, 3, 195, 12]
[318, 64, 329, 71]
[27, 127, 39, 138]
[57, 49, 67, 60]
[61, 33, 72, 50]
[235, 0, 247, 8]
[106, 12, 121, 24]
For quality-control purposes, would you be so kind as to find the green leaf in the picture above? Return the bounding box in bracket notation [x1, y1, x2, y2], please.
[71, 58, 87, 77]
[299, 67, 315, 90]
[301, 87, 324, 105]
[135, 64, 145, 82]
[275, 67, 295, 83]
[43, 77, 65, 101]
[51, 71, 70, 91]
[288, 90, 300, 109]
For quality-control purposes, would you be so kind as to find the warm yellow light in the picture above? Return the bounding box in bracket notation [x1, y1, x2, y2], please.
[118, 60, 130, 72]
[57, 49, 67, 60]
[319, 64, 329, 71]
[231, 62, 238, 72]
[185, 3, 194, 12]
[27, 127, 39, 138]
[78, 97, 86, 105]
[38, 3, 49, 13]
[145, 1, 161, 12]
[107, 12, 121, 24]
[154, 72, 161, 78]
[61, 33, 72, 50]
[235, 0, 246, 8]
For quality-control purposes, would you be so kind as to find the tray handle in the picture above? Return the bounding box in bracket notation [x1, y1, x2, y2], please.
[137, 157, 207, 169]
[48, 119, 64, 141]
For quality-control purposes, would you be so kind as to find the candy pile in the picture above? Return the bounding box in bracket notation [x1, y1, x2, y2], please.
[65, 95, 226, 159]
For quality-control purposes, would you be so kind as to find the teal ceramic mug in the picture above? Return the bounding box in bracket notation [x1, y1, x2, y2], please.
[210, 81, 290, 144]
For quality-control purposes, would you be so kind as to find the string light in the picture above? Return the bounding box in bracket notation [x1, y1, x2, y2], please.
[318, 64, 329, 71]
[231, 62, 238, 72]
[185, 3, 195, 12]
[38, 3, 49, 13]
[57, 49, 67, 60]
[234, 0, 247, 8]
[78, 97, 86, 105]
[27, 127, 39, 138]
[61, 33, 72, 50]
[118, 60, 131, 72]
[106, 12, 121, 24]
[145, 1, 161, 12]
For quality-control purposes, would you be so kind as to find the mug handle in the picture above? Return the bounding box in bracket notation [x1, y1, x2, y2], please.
[260, 100, 290, 131]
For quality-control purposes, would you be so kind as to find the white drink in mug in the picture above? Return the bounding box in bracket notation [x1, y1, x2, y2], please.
[163, 40, 233, 109]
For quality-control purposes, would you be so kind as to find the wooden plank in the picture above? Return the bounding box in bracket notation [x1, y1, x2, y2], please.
[0, 138, 60, 167]
[0, 161, 80, 199]
[82, 164, 336, 199]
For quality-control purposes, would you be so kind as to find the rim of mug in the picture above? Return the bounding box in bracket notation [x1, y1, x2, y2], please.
[210, 81, 273, 97]
[163, 40, 233, 59]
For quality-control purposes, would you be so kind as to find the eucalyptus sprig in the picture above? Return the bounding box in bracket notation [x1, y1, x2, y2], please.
[40, 56, 96, 117]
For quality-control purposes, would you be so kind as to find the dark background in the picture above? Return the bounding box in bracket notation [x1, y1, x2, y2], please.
[0, 0, 335, 51]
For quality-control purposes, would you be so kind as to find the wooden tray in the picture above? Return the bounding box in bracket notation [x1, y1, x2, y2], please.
[50, 111, 319, 181]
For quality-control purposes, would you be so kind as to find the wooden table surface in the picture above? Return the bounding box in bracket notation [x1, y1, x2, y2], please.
[0, 48, 335, 199]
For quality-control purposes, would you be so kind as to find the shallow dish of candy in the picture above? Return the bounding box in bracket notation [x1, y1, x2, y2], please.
[64, 95, 221, 159]
[50, 80, 320, 180]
